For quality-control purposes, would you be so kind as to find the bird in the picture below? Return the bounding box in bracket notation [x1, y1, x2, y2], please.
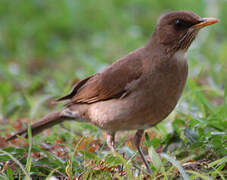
[6, 11, 218, 172]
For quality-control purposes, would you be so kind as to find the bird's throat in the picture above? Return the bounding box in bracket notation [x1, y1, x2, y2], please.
[173, 50, 187, 62]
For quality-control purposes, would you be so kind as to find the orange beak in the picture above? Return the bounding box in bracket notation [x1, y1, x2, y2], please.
[192, 18, 219, 29]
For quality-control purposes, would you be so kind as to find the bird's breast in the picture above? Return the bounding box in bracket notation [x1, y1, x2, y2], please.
[141, 55, 188, 124]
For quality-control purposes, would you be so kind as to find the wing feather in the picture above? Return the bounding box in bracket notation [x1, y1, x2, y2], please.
[57, 49, 143, 104]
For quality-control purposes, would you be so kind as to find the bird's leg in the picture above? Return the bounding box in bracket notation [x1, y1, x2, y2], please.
[106, 132, 116, 153]
[134, 129, 151, 173]
[107, 132, 126, 172]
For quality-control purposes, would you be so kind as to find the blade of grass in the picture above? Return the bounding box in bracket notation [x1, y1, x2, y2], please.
[26, 123, 32, 174]
[0, 150, 31, 180]
[209, 166, 225, 180]
[72, 136, 85, 158]
[65, 159, 73, 180]
[224, 81, 227, 106]
[29, 95, 53, 119]
[148, 146, 168, 180]
[6, 167, 13, 180]
[160, 153, 189, 180]
[115, 152, 134, 179]
[165, 166, 175, 179]
[148, 146, 161, 170]
[45, 167, 60, 180]
[113, 174, 124, 180]
[0, 174, 9, 180]
[208, 156, 227, 168]
[23, 92, 33, 174]
[186, 170, 212, 180]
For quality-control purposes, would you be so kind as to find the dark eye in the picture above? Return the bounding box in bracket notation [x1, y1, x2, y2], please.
[174, 19, 194, 30]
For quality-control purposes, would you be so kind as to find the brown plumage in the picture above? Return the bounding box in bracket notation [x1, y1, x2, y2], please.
[58, 52, 143, 104]
[6, 11, 218, 172]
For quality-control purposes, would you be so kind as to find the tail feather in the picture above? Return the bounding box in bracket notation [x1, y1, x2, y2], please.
[6, 111, 66, 141]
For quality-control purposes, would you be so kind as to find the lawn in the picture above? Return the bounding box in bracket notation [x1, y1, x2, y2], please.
[0, 0, 226, 179]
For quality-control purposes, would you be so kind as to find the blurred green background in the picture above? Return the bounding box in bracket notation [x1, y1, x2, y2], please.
[0, 0, 226, 142]
[0, 0, 226, 178]
[1, 0, 227, 150]
[0, 0, 226, 112]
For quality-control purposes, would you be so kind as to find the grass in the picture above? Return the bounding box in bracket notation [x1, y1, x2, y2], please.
[0, 0, 226, 179]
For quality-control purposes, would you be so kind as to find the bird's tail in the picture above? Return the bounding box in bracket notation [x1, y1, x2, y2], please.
[6, 111, 68, 141]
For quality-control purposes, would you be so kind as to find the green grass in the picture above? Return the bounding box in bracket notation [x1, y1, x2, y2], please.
[0, 0, 226, 179]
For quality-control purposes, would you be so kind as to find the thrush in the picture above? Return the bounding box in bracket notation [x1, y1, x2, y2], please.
[7, 11, 218, 171]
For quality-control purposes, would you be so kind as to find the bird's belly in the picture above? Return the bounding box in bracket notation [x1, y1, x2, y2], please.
[87, 63, 188, 132]
[87, 82, 185, 132]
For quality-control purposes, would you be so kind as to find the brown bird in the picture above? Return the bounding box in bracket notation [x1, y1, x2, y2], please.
[7, 11, 218, 171]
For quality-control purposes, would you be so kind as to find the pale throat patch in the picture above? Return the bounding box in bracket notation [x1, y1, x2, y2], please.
[174, 50, 187, 62]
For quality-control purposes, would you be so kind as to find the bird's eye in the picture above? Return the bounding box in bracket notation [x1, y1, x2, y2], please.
[174, 19, 193, 30]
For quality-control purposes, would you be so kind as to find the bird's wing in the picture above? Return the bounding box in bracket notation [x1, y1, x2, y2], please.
[57, 51, 143, 104]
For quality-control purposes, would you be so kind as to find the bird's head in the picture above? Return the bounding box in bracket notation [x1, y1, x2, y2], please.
[153, 11, 218, 52]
